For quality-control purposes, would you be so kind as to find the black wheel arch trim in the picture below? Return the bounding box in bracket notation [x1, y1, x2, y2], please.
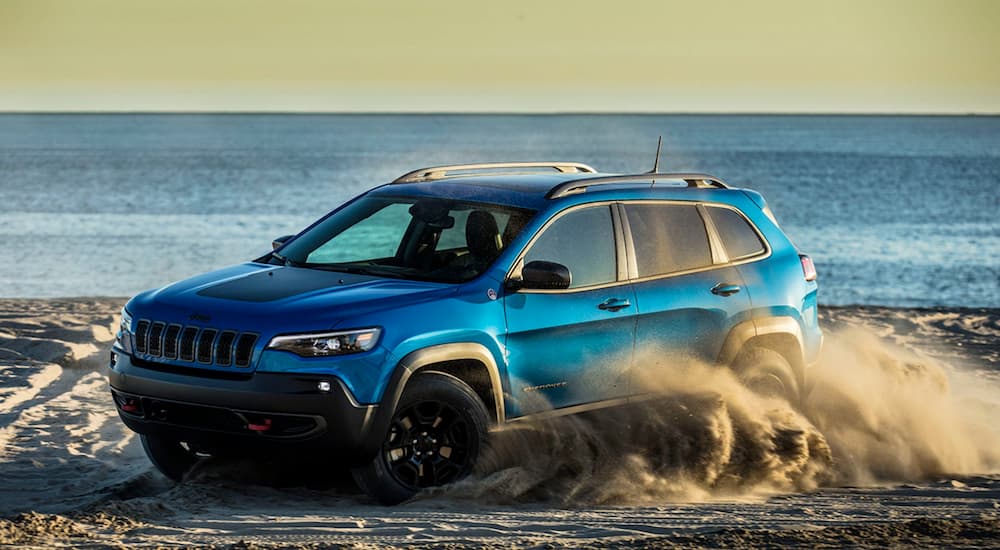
[376, 343, 506, 432]
[717, 317, 807, 389]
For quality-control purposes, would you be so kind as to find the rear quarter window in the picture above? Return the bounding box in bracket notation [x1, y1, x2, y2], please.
[706, 206, 766, 259]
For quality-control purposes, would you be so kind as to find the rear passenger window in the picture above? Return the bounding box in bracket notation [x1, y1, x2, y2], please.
[625, 204, 713, 277]
[706, 207, 765, 259]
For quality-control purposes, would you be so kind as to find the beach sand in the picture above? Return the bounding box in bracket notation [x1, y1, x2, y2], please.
[0, 298, 998, 548]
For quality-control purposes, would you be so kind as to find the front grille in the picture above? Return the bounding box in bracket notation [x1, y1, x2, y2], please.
[133, 319, 258, 368]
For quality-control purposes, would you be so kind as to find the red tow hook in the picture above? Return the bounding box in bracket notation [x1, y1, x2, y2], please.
[120, 399, 140, 414]
[247, 418, 272, 432]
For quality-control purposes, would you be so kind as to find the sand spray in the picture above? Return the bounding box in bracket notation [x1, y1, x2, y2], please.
[442, 328, 1000, 504]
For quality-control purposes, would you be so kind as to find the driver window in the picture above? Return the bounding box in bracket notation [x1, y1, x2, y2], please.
[523, 206, 617, 288]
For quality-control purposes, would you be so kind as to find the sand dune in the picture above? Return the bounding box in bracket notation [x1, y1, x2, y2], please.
[0, 298, 998, 548]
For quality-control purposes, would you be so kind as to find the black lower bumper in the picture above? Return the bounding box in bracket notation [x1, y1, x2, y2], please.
[107, 350, 386, 462]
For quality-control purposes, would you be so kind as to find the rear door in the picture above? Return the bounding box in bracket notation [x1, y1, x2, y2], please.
[621, 202, 753, 390]
[503, 203, 636, 416]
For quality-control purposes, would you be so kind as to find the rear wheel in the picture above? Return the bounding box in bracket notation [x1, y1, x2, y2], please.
[352, 371, 490, 505]
[734, 347, 800, 404]
[140, 434, 201, 481]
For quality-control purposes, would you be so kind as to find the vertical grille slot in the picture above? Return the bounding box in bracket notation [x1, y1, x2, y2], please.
[148, 322, 165, 356]
[215, 331, 237, 366]
[179, 327, 199, 361]
[135, 320, 150, 353]
[197, 329, 218, 363]
[234, 334, 258, 367]
[163, 325, 181, 359]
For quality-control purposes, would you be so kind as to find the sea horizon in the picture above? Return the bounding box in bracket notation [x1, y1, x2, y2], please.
[2, 113, 997, 306]
[3, 111, 999, 117]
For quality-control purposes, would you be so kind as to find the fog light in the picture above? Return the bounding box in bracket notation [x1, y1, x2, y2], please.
[317, 380, 332, 393]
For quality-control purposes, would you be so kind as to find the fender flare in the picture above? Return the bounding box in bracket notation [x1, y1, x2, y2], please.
[717, 317, 805, 368]
[384, 343, 506, 424]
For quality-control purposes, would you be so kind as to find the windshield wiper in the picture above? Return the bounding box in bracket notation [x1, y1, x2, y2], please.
[301, 263, 406, 279]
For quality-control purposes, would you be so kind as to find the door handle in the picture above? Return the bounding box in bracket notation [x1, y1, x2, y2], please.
[598, 298, 631, 312]
[711, 283, 741, 297]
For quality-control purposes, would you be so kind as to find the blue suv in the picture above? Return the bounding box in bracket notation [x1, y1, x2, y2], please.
[109, 161, 822, 504]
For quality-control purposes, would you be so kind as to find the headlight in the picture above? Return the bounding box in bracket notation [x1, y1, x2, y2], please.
[266, 328, 381, 357]
[116, 308, 134, 352]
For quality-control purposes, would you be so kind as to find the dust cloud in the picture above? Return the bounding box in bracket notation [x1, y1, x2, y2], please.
[443, 328, 1000, 505]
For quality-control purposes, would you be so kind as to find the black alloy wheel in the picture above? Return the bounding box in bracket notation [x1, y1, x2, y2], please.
[352, 371, 490, 504]
[383, 399, 474, 489]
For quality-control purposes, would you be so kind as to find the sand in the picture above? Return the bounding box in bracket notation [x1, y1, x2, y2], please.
[0, 298, 998, 548]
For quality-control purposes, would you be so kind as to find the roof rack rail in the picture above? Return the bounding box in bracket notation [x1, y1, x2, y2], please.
[392, 162, 597, 184]
[546, 172, 730, 199]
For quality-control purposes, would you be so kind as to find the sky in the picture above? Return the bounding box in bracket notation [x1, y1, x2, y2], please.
[0, 0, 997, 113]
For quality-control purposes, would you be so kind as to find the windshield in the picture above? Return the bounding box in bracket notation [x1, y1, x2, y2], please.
[273, 196, 536, 283]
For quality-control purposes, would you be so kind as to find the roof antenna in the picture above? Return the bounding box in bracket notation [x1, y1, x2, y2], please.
[650, 135, 663, 173]
[648, 135, 663, 188]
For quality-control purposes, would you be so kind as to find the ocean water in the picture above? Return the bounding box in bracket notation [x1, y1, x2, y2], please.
[0, 114, 997, 307]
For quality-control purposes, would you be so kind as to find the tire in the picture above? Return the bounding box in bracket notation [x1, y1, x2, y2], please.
[733, 347, 800, 404]
[140, 434, 201, 481]
[352, 371, 490, 505]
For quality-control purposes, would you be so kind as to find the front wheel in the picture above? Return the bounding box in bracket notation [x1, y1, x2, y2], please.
[140, 434, 201, 481]
[352, 371, 490, 505]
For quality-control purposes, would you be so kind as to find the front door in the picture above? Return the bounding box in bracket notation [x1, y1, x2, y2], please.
[503, 204, 635, 416]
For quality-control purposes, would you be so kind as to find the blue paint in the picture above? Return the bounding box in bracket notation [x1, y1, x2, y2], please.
[119, 170, 823, 417]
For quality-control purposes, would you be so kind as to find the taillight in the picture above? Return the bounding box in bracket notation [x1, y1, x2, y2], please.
[799, 254, 817, 282]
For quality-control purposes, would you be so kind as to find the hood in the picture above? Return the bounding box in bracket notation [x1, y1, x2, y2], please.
[127, 262, 457, 333]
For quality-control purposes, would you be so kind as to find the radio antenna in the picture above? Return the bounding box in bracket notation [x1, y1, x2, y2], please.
[650, 135, 663, 173]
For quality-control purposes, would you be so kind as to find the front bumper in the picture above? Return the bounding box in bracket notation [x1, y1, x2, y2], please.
[108, 349, 386, 461]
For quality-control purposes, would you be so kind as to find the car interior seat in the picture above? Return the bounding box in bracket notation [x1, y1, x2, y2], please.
[464, 210, 502, 268]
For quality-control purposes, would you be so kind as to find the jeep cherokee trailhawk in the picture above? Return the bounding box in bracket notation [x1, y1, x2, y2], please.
[109, 161, 822, 504]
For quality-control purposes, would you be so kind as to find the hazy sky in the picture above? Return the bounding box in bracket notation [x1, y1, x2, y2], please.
[1, 0, 997, 113]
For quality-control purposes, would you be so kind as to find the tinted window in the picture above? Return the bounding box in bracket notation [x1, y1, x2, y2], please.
[306, 203, 411, 263]
[625, 204, 712, 276]
[707, 207, 765, 259]
[278, 196, 534, 283]
[524, 206, 616, 288]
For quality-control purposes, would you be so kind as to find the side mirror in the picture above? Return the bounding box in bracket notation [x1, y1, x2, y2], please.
[508, 260, 571, 291]
[272, 235, 294, 250]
